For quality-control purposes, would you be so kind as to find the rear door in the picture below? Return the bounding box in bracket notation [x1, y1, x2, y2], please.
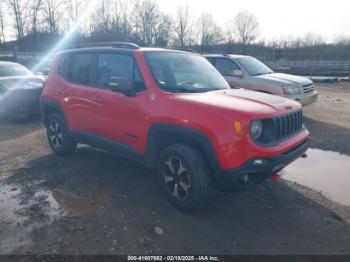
[60, 52, 100, 133]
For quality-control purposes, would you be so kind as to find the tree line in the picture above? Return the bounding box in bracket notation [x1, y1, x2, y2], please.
[0, 0, 350, 63]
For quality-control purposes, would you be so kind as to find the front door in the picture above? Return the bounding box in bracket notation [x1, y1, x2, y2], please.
[214, 58, 243, 88]
[94, 53, 148, 153]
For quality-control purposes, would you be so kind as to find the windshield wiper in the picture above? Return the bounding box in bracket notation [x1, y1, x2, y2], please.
[161, 86, 198, 93]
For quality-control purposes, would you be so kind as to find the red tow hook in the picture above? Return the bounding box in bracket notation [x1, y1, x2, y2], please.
[301, 153, 308, 158]
[270, 174, 281, 181]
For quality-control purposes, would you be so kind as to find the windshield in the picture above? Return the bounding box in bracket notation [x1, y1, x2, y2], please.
[0, 63, 32, 77]
[236, 57, 273, 76]
[145, 52, 230, 93]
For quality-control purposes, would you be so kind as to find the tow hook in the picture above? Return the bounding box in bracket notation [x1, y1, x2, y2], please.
[301, 153, 308, 158]
[270, 174, 281, 181]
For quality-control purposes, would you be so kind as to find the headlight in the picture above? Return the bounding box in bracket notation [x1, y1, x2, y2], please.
[282, 85, 302, 95]
[250, 120, 263, 140]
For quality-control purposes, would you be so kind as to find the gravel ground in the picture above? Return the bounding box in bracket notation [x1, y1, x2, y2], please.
[0, 82, 349, 255]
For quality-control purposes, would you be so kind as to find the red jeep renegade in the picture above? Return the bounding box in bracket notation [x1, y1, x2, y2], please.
[40, 42, 309, 211]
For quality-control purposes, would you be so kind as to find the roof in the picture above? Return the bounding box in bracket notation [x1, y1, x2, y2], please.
[59, 42, 195, 55]
[203, 54, 250, 59]
[0, 61, 22, 66]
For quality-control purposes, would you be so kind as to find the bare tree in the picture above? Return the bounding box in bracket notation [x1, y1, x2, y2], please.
[334, 35, 350, 46]
[154, 14, 172, 47]
[233, 11, 259, 45]
[173, 6, 193, 47]
[67, 0, 82, 30]
[300, 33, 324, 47]
[134, 0, 161, 46]
[7, 0, 26, 43]
[90, 0, 112, 41]
[28, 0, 43, 35]
[43, 0, 63, 34]
[107, 0, 133, 41]
[197, 13, 223, 48]
[0, 1, 6, 44]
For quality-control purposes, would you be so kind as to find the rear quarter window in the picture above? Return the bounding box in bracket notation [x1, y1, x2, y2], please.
[58, 54, 69, 77]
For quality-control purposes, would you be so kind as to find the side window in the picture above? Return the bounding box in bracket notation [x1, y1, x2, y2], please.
[97, 53, 145, 92]
[215, 59, 239, 76]
[67, 53, 94, 85]
[134, 65, 145, 92]
[206, 57, 215, 66]
[58, 54, 69, 77]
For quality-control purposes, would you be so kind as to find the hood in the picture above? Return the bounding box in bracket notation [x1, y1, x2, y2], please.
[174, 89, 301, 118]
[255, 73, 312, 86]
[0, 75, 44, 91]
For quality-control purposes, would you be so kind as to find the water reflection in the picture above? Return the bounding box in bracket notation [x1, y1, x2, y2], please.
[280, 148, 350, 206]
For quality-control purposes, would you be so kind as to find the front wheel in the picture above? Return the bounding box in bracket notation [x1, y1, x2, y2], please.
[157, 144, 211, 211]
[46, 113, 77, 156]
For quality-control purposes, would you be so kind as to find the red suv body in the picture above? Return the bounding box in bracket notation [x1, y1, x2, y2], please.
[41, 43, 309, 210]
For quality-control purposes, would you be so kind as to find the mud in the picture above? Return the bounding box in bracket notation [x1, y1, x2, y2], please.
[0, 83, 350, 255]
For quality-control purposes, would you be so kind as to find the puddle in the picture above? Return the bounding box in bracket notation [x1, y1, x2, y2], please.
[280, 148, 350, 206]
[0, 186, 26, 224]
[0, 186, 62, 225]
[0, 183, 112, 226]
[51, 190, 98, 214]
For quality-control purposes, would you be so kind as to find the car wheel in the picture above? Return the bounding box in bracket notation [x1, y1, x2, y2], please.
[47, 113, 77, 155]
[157, 144, 211, 211]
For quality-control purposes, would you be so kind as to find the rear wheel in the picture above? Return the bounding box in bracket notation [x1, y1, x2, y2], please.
[46, 113, 77, 155]
[157, 144, 211, 211]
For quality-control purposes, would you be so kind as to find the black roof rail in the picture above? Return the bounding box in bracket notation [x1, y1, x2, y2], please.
[66, 42, 140, 50]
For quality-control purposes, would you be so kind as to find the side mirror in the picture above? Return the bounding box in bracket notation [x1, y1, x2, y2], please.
[233, 70, 244, 77]
[108, 77, 135, 96]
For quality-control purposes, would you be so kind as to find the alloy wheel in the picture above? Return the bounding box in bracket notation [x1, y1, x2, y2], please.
[162, 156, 192, 201]
[48, 119, 63, 149]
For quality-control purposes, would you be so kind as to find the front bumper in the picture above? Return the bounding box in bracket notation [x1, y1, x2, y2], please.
[0, 88, 42, 118]
[213, 139, 309, 191]
[289, 91, 318, 106]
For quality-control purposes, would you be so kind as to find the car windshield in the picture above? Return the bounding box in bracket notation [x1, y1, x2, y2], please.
[145, 52, 230, 93]
[0, 63, 32, 77]
[236, 56, 273, 76]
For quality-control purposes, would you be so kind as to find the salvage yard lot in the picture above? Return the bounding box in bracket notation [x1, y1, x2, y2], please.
[0, 82, 350, 254]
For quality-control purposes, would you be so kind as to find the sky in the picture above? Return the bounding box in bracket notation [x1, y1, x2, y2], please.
[156, 0, 350, 42]
[3, 0, 350, 42]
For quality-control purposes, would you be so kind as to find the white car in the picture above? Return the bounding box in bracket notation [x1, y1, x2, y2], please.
[0, 61, 44, 119]
[205, 54, 318, 106]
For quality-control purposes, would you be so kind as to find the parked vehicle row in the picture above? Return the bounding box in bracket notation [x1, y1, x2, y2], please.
[40, 42, 309, 211]
[204, 54, 318, 106]
[0, 61, 44, 119]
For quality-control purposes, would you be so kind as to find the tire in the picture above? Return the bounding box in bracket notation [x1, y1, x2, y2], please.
[46, 113, 77, 156]
[157, 144, 211, 211]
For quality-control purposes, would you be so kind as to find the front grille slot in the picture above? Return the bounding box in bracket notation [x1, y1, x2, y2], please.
[302, 84, 314, 93]
[274, 110, 303, 141]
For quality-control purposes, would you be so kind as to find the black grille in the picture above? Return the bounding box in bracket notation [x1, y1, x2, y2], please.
[274, 110, 303, 141]
[302, 84, 314, 93]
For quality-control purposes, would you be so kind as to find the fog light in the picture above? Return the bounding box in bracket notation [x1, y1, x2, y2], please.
[240, 174, 249, 184]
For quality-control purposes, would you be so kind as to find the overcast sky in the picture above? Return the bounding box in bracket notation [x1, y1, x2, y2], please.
[156, 0, 350, 42]
[3, 0, 350, 42]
